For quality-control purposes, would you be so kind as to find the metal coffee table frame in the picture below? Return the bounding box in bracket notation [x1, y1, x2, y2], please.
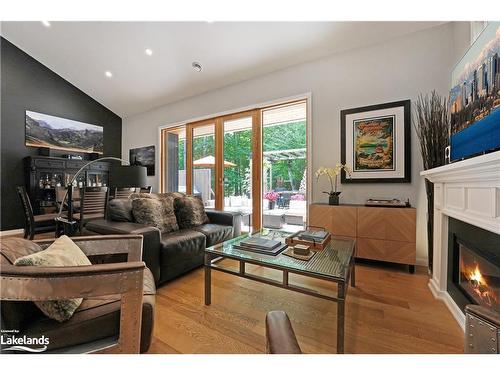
[204, 235, 356, 354]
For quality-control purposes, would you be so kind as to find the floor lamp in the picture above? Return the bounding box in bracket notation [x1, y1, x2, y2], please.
[55, 157, 147, 235]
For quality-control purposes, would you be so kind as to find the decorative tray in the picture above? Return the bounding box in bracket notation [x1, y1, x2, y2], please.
[285, 227, 332, 251]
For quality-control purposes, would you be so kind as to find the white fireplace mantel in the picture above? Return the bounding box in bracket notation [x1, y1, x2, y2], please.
[420, 151, 500, 329]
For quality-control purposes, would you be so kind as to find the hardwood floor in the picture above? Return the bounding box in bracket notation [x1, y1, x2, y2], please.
[148, 260, 464, 354]
[3, 232, 464, 354]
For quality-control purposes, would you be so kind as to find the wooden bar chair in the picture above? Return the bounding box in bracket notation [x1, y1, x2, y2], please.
[55, 185, 81, 213]
[73, 186, 109, 233]
[16, 186, 58, 240]
[114, 187, 140, 199]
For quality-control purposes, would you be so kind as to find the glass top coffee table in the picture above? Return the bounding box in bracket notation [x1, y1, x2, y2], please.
[204, 229, 356, 353]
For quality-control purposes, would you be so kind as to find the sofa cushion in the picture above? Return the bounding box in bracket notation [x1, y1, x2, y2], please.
[14, 235, 92, 322]
[132, 196, 178, 233]
[174, 195, 209, 229]
[159, 229, 206, 281]
[21, 268, 156, 353]
[108, 198, 134, 222]
[191, 223, 233, 247]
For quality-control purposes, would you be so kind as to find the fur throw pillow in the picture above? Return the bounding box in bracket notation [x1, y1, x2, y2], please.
[132, 196, 179, 233]
[174, 195, 209, 229]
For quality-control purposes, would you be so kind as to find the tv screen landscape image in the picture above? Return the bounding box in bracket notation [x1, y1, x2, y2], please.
[25, 110, 104, 154]
[449, 22, 500, 160]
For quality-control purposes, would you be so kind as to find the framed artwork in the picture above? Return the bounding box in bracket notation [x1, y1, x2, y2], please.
[25, 110, 103, 154]
[130, 145, 155, 176]
[341, 100, 411, 183]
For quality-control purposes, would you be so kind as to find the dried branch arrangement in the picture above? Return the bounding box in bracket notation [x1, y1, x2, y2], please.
[414, 91, 450, 170]
[413, 90, 450, 273]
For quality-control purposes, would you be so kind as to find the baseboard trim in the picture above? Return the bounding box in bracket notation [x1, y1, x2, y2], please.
[415, 257, 428, 267]
[428, 279, 465, 331]
[0, 228, 24, 237]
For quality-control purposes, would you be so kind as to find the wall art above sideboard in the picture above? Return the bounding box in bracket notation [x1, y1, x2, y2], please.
[340, 100, 411, 183]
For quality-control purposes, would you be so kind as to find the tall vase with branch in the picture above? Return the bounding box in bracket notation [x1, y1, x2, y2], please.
[315, 164, 351, 205]
[414, 91, 450, 274]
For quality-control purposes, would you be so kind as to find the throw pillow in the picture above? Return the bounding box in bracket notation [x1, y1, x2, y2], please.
[108, 198, 134, 222]
[14, 235, 92, 322]
[174, 195, 209, 229]
[132, 196, 179, 233]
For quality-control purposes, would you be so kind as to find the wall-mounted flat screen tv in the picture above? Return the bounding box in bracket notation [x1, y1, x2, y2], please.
[25, 110, 104, 154]
[449, 22, 500, 161]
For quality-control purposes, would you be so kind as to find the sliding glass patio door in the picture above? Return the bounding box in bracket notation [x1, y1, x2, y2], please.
[187, 121, 217, 208]
[221, 112, 260, 232]
[161, 99, 307, 233]
[180, 111, 260, 232]
[261, 101, 307, 231]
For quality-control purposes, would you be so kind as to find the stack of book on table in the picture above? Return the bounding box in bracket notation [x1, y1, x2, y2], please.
[298, 230, 329, 242]
[233, 236, 287, 256]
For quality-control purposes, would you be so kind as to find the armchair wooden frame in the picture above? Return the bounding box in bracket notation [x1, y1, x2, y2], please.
[0, 235, 145, 354]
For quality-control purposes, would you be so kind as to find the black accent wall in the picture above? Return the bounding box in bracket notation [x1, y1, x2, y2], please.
[0, 37, 122, 231]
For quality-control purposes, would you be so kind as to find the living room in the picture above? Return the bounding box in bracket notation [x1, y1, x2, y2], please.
[1, 1, 499, 373]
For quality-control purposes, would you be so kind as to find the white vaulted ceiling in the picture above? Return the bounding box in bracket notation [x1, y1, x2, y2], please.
[1, 21, 445, 117]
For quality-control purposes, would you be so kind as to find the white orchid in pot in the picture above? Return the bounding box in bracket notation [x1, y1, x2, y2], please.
[315, 164, 351, 205]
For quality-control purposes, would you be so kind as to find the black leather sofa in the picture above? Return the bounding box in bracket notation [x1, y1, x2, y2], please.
[83, 210, 241, 286]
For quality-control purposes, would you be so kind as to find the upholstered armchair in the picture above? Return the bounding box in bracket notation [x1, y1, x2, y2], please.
[265, 311, 302, 354]
[0, 235, 155, 354]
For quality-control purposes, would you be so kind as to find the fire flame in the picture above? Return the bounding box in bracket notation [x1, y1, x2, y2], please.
[463, 262, 499, 308]
[469, 265, 484, 285]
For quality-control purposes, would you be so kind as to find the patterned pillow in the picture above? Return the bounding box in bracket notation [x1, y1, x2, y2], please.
[14, 235, 92, 322]
[174, 195, 209, 229]
[132, 196, 179, 233]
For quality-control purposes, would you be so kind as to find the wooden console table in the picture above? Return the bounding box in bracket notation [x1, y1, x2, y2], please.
[309, 203, 416, 273]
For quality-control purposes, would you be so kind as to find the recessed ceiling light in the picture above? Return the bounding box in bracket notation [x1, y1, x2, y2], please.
[41, 21, 51, 27]
[105, 71, 113, 78]
[192, 62, 203, 72]
[145, 48, 153, 56]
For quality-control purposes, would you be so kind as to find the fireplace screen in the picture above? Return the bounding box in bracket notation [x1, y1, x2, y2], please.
[459, 243, 500, 311]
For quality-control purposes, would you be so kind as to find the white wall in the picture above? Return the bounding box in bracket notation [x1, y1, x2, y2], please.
[122, 22, 469, 264]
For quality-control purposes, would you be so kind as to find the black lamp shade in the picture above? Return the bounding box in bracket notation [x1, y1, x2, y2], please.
[109, 165, 147, 188]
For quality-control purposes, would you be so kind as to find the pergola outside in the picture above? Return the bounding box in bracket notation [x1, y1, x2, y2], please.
[263, 147, 306, 191]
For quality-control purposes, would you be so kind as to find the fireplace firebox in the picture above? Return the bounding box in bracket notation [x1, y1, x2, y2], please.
[447, 218, 500, 313]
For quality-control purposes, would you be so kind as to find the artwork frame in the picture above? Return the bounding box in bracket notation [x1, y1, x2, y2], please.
[130, 145, 155, 176]
[25, 110, 104, 154]
[341, 100, 411, 183]
[449, 22, 500, 161]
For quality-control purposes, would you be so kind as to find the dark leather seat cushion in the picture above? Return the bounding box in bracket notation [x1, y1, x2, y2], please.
[21, 268, 156, 353]
[191, 223, 233, 247]
[159, 229, 206, 281]
[85, 220, 160, 235]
